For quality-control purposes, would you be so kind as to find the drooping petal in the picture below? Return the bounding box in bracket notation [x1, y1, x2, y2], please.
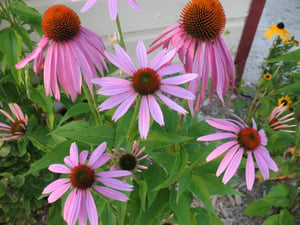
[253, 149, 269, 180]
[222, 148, 243, 184]
[256, 146, 278, 172]
[259, 129, 267, 146]
[160, 85, 195, 100]
[42, 178, 70, 194]
[96, 177, 133, 191]
[96, 170, 131, 178]
[205, 119, 240, 133]
[70, 142, 79, 166]
[138, 96, 150, 139]
[65, 189, 82, 225]
[156, 92, 187, 114]
[148, 95, 164, 126]
[47, 183, 72, 203]
[246, 151, 255, 191]
[206, 141, 238, 162]
[216, 145, 239, 177]
[108, 0, 118, 20]
[86, 189, 98, 225]
[93, 185, 129, 201]
[92, 153, 111, 169]
[112, 93, 138, 121]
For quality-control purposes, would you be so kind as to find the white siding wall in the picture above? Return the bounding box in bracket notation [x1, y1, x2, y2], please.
[26, 0, 251, 60]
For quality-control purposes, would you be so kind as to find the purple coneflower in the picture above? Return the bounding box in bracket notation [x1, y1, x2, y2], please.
[42, 142, 133, 225]
[197, 114, 278, 191]
[15, 5, 107, 101]
[149, 0, 235, 114]
[0, 103, 28, 141]
[269, 105, 296, 133]
[111, 141, 148, 180]
[74, 0, 141, 20]
[162, 214, 178, 225]
[93, 41, 197, 139]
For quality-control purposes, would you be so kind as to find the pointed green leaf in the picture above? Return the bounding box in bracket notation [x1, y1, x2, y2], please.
[244, 200, 271, 216]
[58, 102, 90, 126]
[267, 49, 300, 63]
[170, 189, 193, 225]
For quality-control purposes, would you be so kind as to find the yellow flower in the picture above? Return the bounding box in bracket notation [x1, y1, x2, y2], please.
[263, 73, 272, 80]
[277, 95, 292, 107]
[263, 22, 291, 43]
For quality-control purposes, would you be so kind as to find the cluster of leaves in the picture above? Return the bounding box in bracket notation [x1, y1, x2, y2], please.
[237, 36, 300, 224]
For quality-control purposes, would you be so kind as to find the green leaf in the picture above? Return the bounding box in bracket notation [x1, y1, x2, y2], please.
[30, 86, 55, 130]
[267, 49, 300, 63]
[13, 24, 33, 50]
[262, 214, 280, 225]
[135, 188, 169, 225]
[114, 109, 133, 148]
[58, 102, 90, 126]
[47, 201, 65, 225]
[0, 28, 23, 83]
[24, 141, 73, 175]
[177, 167, 192, 203]
[188, 175, 215, 215]
[51, 121, 115, 146]
[279, 209, 295, 225]
[153, 148, 189, 191]
[137, 180, 147, 211]
[244, 200, 271, 216]
[263, 184, 289, 207]
[170, 189, 193, 225]
[273, 82, 300, 94]
[139, 131, 193, 151]
[8, 0, 42, 35]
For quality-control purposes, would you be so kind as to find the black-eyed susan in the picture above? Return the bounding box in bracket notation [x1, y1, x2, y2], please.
[263, 22, 291, 43]
[263, 73, 272, 80]
[277, 95, 292, 107]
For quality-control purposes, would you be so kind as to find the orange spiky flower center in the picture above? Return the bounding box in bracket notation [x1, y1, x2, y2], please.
[70, 164, 95, 189]
[132, 68, 160, 95]
[42, 5, 81, 42]
[238, 127, 261, 151]
[119, 154, 137, 171]
[180, 0, 226, 41]
[10, 120, 26, 135]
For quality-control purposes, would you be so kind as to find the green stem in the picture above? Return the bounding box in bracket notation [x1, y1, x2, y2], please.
[115, 15, 126, 50]
[127, 96, 141, 140]
[82, 81, 101, 125]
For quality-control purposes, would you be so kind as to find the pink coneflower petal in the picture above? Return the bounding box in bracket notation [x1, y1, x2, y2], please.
[0, 109, 15, 123]
[88, 142, 106, 166]
[161, 73, 198, 85]
[80, 0, 97, 13]
[42, 178, 70, 194]
[93, 185, 129, 202]
[93, 77, 131, 87]
[206, 141, 238, 162]
[158, 64, 183, 76]
[48, 183, 72, 203]
[253, 149, 269, 179]
[206, 119, 240, 133]
[114, 44, 136, 74]
[79, 150, 89, 164]
[98, 85, 133, 96]
[86, 189, 98, 225]
[99, 90, 135, 111]
[66, 190, 82, 225]
[223, 148, 243, 184]
[246, 151, 255, 191]
[70, 142, 79, 166]
[96, 177, 133, 191]
[109, 0, 118, 20]
[91, 153, 111, 169]
[96, 170, 132, 178]
[257, 146, 278, 171]
[259, 129, 267, 145]
[148, 95, 164, 126]
[139, 96, 150, 139]
[160, 85, 195, 100]
[198, 133, 237, 142]
[125, 0, 141, 12]
[216, 145, 240, 177]
[64, 189, 76, 222]
[49, 164, 71, 174]
[112, 93, 138, 121]
[136, 40, 147, 68]
[156, 92, 187, 114]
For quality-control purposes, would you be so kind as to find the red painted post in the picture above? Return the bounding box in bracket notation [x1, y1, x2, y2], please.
[234, 0, 267, 86]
